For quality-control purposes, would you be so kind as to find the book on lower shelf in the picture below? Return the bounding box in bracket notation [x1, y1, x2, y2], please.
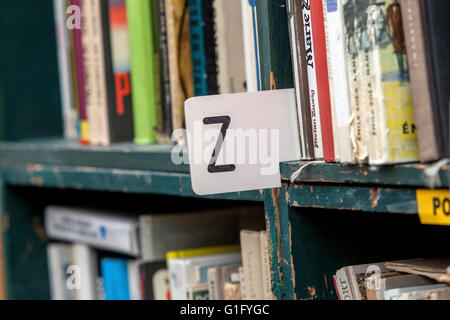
[334, 257, 450, 300]
[44, 205, 268, 301]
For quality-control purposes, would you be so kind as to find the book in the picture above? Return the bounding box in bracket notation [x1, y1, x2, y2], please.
[207, 264, 241, 300]
[72, 0, 89, 144]
[195, 260, 241, 285]
[301, 1, 323, 159]
[101, 258, 130, 300]
[165, 0, 194, 144]
[384, 283, 448, 300]
[126, 0, 159, 144]
[343, 0, 368, 162]
[140, 261, 169, 300]
[259, 230, 273, 300]
[47, 243, 75, 300]
[324, 0, 354, 163]
[82, 0, 110, 146]
[366, 272, 436, 300]
[44, 206, 139, 256]
[224, 271, 242, 300]
[167, 244, 241, 261]
[309, 0, 335, 162]
[168, 251, 241, 300]
[140, 206, 261, 262]
[240, 229, 263, 300]
[72, 244, 98, 300]
[385, 258, 450, 284]
[286, 0, 315, 160]
[214, 0, 246, 94]
[361, 0, 419, 164]
[53, 0, 78, 140]
[334, 261, 389, 300]
[238, 266, 247, 300]
[187, 0, 218, 96]
[187, 282, 209, 300]
[240, 0, 261, 92]
[157, 0, 173, 140]
[101, 0, 134, 143]
[401, 0, 449, 162]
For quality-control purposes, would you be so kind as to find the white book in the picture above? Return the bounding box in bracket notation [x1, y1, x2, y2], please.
[214, 0, 246, 94]
[153, 269, 170, 300]
[238, 266, 247, 300]
[139, 207, 258, 262]
[47, 243, 75, 300]
[240, 0, 260, 92]
[385, 284, 448, 300]
[53, 0, 77, 140]
[168, 252, 241, 300]
[128, 260, 142, 300]
[259, 231, 273, 300]
[72, 243, 98, 300]
[207, 264, 241, 300]
[302, 4, 323, 159]
[240, 230, 264, 300]
[45, 206, 139, 256]
[324, 0, 354, 163]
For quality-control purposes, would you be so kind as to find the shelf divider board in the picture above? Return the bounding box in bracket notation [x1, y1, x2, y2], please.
[281, 161, 449, 188]
[0, 164, 262, 202]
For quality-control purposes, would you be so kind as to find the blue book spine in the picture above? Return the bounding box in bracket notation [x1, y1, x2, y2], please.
[188, 0, 218, 96]
[101, 258, 130, 300]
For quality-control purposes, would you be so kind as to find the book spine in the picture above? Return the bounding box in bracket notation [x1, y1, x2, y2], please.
[259, 231, 273, 300]
[343, 1, 367, 162]
[47, 243, 75, 300]
[127, 260, 142, 300]
[188, 0, 218, 96]
[400, 0, 439, 162]
[103, 0, 134, 143]
[240, 0, 261, 92]
[72, 0, 89, 144]
[240, 230, 263, 300]
[207, 267, 218, 300]
[302, 2, 323, 159]
[157, 0, 173, 139]
[81, 0, 101, 145]
[126, 0, 158, 144]
[286, 0, 315, 160]
[101, 258, 131, 300]
[325, 0, 354, 163]
[72, 244, 98, 300]
[54, 0, 78, 140]
[168, 259, 189, 300]
[214, 0, 246, 94]
[238, 266, 247, 300]
[364, 1, 419, 164]
[334, 268, 353, 300]
[165, 0, 194, 144]
[310, 0, 335, 162]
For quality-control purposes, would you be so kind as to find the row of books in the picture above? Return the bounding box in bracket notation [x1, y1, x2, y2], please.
[334, 258, 450, 300]
[280, 0, 449, 164]
[44, 205, 273, 300]
[54, 0, 251, 146]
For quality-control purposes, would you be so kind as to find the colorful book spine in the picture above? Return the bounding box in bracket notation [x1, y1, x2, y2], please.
[302, 1, 323, 159]
[188, 0, 218, 96]
[102, 0, 134, 142]
[126, 0, 158, 144]
[165, 0, 194, 144]
[240, 0, 261, 92]
[362, 1, 419, 164]
[325, 0, 354, 163]
[343, 0, 368, 162]
[53, 0, 78, 140]
[72, 0, 89, 144]
[101, 258, 130, 300]
[286, 0, 315, 160]
[310, 0, 335, 162]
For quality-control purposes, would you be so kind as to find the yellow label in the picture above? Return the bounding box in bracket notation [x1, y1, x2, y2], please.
[417, 189, 450, 226]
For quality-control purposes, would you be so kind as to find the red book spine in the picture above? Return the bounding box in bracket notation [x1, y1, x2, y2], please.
[310, 0, 335, 161]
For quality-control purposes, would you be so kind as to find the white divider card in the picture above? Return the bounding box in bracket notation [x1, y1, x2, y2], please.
[184, 89, 301, 195]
